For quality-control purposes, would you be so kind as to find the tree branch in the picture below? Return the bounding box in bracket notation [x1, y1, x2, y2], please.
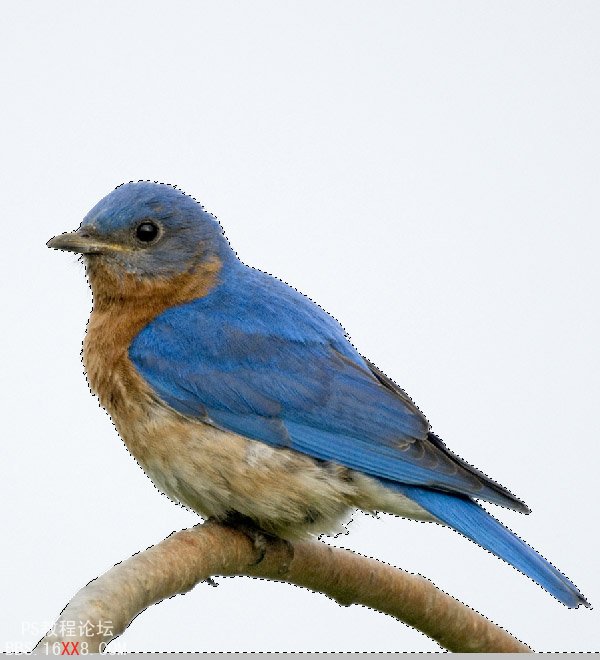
[33, 520, 531, 653]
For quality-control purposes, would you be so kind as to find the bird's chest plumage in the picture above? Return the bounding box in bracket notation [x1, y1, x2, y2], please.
[83, 302, 169, 471]
[83, 308, 146, 417]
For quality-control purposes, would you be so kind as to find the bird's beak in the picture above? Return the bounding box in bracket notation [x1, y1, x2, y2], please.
[46, 230, 120, 255]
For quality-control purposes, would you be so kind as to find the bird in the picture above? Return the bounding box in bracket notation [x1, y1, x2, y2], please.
[47, 181, 588, 608]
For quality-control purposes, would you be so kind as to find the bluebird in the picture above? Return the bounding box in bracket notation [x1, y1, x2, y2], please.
[48, 181, 587, 607]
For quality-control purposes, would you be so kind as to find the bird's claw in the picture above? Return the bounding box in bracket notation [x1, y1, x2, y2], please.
[217, 512, 273, 565]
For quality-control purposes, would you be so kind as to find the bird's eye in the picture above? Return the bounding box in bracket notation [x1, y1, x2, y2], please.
[135, 221, 160, 243]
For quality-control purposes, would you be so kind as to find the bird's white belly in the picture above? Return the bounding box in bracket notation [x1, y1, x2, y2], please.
[113, 396, 435, 538]
[114, 401, 358, 537]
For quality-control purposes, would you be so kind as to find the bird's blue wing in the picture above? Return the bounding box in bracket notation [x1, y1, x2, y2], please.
[129, 267, 520, 507]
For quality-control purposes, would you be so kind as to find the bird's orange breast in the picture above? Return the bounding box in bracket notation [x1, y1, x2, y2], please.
[82, 256, 223, 454]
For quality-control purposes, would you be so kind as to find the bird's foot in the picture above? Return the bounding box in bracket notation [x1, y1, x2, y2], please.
[216, 512, 273, 565]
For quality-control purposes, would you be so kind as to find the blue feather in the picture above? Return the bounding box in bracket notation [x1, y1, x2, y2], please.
[385, 482, 589, 608]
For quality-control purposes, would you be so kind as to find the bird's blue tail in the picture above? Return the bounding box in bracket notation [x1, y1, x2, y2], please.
[385, 482, 589, 608]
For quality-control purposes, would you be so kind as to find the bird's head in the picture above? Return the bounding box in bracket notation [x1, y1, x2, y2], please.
[48, 182, 236, 300]
[48, 182, 233, 274]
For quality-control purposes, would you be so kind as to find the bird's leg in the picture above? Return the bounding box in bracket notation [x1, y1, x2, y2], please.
[212, 512, 274, 564]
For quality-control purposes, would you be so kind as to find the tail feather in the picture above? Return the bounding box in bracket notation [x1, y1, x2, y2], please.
[385, 482, 589, 608]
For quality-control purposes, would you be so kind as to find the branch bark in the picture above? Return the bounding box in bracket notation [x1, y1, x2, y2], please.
[33, 520, 531, 653]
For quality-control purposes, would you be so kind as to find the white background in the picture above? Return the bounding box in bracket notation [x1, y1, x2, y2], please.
[1, 1, 598, 652]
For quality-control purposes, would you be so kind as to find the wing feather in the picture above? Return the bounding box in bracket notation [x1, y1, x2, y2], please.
[129, 268, 526, 510]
